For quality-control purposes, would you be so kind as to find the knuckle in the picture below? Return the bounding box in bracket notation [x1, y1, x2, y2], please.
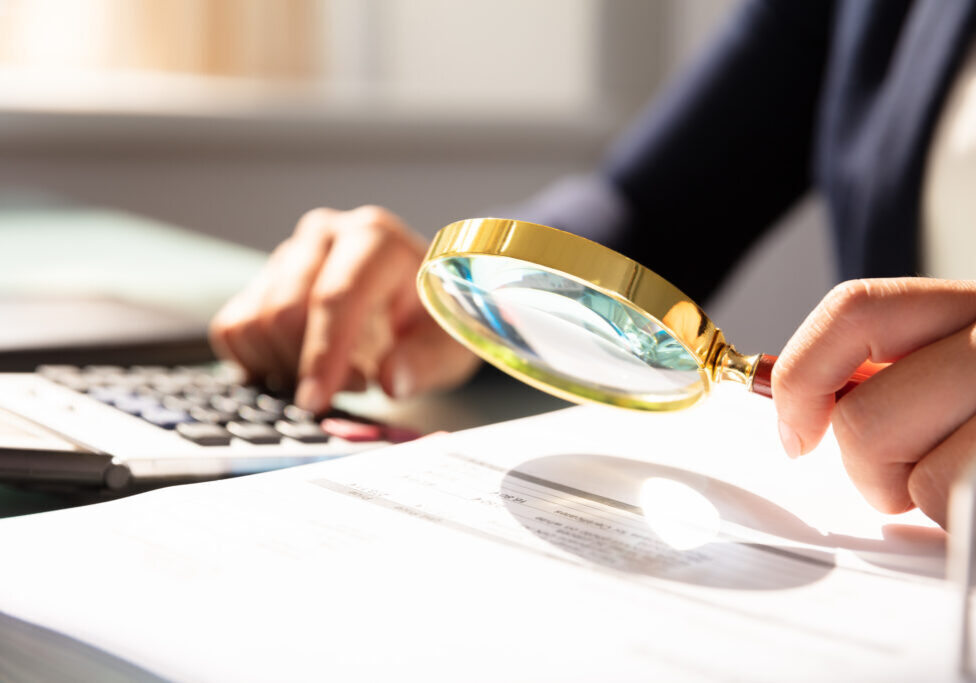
[209, 307, 230, 333]
[353, 204, 397, 226]
[770, 354, 799, 396]
[360, 221, 397, 245]
[770, 349, 813, 407]
[267, 237, 295, 262]
[295, 207, 336, 239]
[217, 303, 261, 341]
[208, 317, 232, 348]
[906, 458, 941, 512]
[773, 281, 878, 397]
[269, 234, 292, 254]
[212, 307, 245, 339]
[821, 279, 873, 322]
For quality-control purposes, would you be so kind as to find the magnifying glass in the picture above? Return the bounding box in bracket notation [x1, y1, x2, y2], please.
[416, 218, 882, 412]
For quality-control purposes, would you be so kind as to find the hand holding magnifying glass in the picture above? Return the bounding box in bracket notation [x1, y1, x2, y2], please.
[416, 218, 884, 413]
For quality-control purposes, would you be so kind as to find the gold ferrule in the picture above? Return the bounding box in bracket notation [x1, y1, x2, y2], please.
[713, 344, 761, 389]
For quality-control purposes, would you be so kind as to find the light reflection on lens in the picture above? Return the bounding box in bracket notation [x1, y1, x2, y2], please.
[422, 255, 708, 409]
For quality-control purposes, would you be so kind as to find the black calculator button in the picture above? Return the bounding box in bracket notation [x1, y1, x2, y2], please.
[189, 407, 236, 425]
[176, 423, 233, 446]
[141, 406, 191, 429]
[226, 422, 281, 444]
[274, 420, 330, 443]
[283, 405, 314, 423]
[255, 394, 287, 415]
[238, 406, 279, 424]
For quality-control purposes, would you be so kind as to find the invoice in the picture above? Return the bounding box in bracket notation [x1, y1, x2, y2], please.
[0, 385, 955, 682]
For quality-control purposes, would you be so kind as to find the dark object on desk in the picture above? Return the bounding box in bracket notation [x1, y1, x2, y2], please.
[0, 295, 215, 371]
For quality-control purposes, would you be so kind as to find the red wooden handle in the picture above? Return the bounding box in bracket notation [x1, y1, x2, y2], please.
[750, 354, 887, 400]
[751, 354, 776, 398]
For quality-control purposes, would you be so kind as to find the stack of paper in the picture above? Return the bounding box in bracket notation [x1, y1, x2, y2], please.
[0, 385, 955, 681]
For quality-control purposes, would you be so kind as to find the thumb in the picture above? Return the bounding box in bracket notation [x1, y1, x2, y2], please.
[378, 317, 480, 399]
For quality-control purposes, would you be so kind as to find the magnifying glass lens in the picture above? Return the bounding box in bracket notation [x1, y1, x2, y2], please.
[422, 255, 709, 410]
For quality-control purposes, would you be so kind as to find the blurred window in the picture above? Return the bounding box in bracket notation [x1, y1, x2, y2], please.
[0, 0, 664, 121]
[0, 0, 323, 80]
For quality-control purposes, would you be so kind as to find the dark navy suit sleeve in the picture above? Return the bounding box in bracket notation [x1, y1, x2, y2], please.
[508, 0, 834, 304]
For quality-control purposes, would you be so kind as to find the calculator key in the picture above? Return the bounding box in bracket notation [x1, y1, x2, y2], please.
[83, 365, 126, 376]
[178, 390, 214, 408]
[189, 407, 236, 425]
[134, 385, 166, 400]
[256, 394, 287, 415]
[175, 365, 210, 379]
[238, 406, 279, 424]
[321, 418, 383, 442]
[114, 395, 162, 416]
[176, 423, 233, 446]
[159, 370, 196, 386]
[141, 406, 192, 429]
[149, 378, 186, 395]
[128, 365, 170, 376]
[210, 395, 242, 414]
[226, 422, 281, 444]
[212, 364, 246, 385]
[229, 386, 259, 404]
[190, 375, 227, 393]
[326, 408, 379, 425]
[88, 386, 133, 405]
[274, 420, 330, 443]
[162, 395, 201, 412]
[283, 405, 314, 423]
[37, 364, 81, 378]
[111, 375, 148, 390]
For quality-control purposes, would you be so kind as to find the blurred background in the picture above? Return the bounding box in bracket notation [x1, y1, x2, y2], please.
[0, 0, 833, 354]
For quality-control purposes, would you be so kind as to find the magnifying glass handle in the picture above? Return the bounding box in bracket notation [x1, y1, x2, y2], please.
[751, 354, 887, 400]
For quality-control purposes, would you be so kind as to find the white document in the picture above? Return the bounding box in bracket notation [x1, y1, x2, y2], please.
[0, 385, 957, 682]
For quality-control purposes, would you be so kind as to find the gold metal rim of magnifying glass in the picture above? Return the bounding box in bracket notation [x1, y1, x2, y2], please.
[416, 218, 762, 410]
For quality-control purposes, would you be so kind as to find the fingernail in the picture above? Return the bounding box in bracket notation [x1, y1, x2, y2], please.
[778, 419, 802, 459]
[296, 378, 327, 414]
[392, 362, 415, 399]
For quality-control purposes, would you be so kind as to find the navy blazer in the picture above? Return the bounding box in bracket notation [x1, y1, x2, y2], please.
[515, 0, 976, 305]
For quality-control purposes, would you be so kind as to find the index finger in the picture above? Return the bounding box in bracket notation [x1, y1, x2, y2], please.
[295, 211, 422, 412]
[772, 278, 976, 456]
